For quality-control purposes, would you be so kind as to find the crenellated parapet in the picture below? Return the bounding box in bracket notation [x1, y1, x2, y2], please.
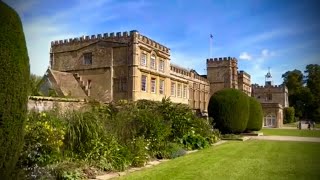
[137, 34, 170, 54]
[51, 30, 170, 54]
[206, 57, 238, 67]
[252, 84, 285, 89]
[51, 31, 134, 47]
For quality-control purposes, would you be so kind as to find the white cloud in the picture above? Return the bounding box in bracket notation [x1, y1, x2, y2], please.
[9, 0, 150, 75]
[261, 49, 276, 57]
[239, 52, 252, 60]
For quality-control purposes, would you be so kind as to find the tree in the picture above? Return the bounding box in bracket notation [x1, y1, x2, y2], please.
[305, 64, 320, 101]
[282, 69, 304, 95]
[0, 1, 30, 178]
[29, 73, 42, 96]
[283, 107, 295, 124]
[304, 64, 320, 122]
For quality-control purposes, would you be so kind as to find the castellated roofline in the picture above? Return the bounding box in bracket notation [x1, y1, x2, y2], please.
[51, 30, 170, 53]
[206, 57, 238, 64]
[137, 34, 170, 53]
[251, 84, 285, 89]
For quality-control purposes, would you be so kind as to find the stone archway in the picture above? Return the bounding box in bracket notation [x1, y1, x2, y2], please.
[264, 114, 276, 127]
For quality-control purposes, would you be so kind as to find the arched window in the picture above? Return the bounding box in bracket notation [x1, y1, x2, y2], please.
[264, 114, 276, 127]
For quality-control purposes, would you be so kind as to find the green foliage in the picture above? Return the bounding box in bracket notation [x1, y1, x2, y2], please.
[19, 98, 220, 178]
[19, 112, 65, 167]
[29, 73, 43, 96]
[162, 143, 186, 159]
[284, 107, 295, 124]
[127, 137, 149, 167]
[282, 69, 304, 96]
[246, 97, 263, 132]
[0, 1, 30, 178]
[282, 65, 320, 122]
[64, 110, 130, 171]
[180, 131, 209, 150]
[208, 89, 249, 134]
[51, 161, 86, 180]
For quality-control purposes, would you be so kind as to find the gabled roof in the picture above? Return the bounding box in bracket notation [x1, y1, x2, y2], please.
[46, 69, 87, 98]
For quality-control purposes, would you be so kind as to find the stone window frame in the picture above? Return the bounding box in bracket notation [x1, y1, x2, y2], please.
[159, 59, 165, 72]
[140, 52, 147, 67]
[141, 75, 147, 92]
[151, 77, 156, 94]
[159, 79, 165, 95]
[171, 82, 176, 97]
[177, 83, 182, 97]
[150, 54, 156, 70]
[183, 85, 187, 98]
[83, 52, 93, 65]
[115, 77, 127, 92]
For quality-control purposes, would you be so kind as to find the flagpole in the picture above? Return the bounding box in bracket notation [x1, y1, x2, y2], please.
[209, 34, 213, 58]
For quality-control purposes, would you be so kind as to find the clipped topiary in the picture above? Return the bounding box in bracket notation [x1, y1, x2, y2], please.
[208, 89, 249, 134]
[246, 97, 263, 132]
[0, 1, 30, 178]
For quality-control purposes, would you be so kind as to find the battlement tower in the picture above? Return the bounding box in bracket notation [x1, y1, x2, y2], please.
[206, 57, 238, 95]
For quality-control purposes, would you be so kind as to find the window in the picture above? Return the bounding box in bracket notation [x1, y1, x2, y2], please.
[115, 78, 127, 92]
[140, 53, 147, 66]
[84, 53, 92, 65]
[159, 60, 165, 72]
[159, 79, 165, 94]
[267, 93, 272, 100]
[151, 78, 156, 93]
[183, 85, 187, 98]
[150, 55, 156, 69]
[177, 84, 182, 97]
[141, 75, 147, 92]
[171, 82, 176, 96]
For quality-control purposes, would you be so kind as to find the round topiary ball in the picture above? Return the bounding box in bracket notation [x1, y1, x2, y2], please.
[208, 89, 249, 134]
[246, 97, 263, 132]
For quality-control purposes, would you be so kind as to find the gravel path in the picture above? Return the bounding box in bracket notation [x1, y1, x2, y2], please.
[250, 135, 320, 143]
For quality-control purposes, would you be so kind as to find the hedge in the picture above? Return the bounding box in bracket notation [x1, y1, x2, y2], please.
[0, 1, 30, 178]
[208, 89, 249, 134]
[246, 97, 263, 131]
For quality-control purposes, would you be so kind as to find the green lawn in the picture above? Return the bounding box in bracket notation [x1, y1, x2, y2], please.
[118, 140, 320, 180]
[261, 128, 320, 137]
[283, 122, 298, 127]
[283, 122, 320, 128]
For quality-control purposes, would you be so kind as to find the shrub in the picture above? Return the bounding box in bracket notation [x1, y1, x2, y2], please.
[208, 89, 249, 134]
[180, 130, 209, 150]
[162, 143, 186, 159]
[246, 97, 263, 132]
[126, 137, 149, 167]
[0, 1, 30, 178]
[51, 161, 87, 180]
[64, 110, 130, 171]
[284, 107, 295, 124]
[19, 111, 65, 168]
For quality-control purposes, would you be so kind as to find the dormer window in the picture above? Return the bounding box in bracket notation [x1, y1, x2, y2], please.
[84, 53, 92, 65]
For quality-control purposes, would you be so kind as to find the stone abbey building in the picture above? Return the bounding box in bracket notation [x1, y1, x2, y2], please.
[39, 30, 287, 127]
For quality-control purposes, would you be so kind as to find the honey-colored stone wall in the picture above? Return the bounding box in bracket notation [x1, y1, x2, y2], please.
[252, 85, 289, 108]
[206, 57, 238, 96]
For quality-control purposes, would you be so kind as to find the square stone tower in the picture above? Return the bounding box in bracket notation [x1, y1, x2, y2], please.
[206, 57, 238, 96]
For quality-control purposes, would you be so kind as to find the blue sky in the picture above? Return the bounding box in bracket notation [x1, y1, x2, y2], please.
[5, 0, 320, 85]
